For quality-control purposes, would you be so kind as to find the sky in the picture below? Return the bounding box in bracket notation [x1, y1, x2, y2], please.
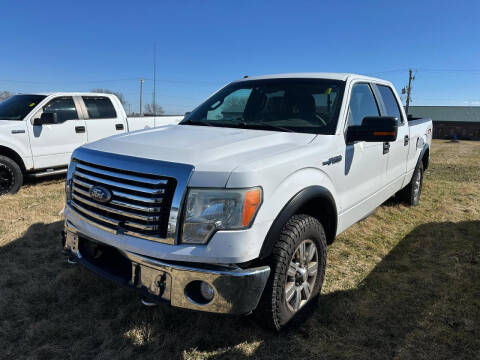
[1, 0, 480, 114]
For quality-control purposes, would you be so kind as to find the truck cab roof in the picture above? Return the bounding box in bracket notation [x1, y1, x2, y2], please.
[17, 92, 114, 97]
[236, 72, 388, 84]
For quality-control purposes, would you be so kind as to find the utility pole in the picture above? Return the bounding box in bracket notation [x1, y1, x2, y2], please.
[403, 69, 415, 116]
[153, 43, 157, 116]
[139, 78, 144, 115]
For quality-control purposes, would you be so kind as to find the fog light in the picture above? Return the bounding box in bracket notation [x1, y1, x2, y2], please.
[185, 280, 215, 305]
[200, 281, 214, 301]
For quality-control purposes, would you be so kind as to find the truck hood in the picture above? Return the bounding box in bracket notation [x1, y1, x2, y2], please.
[83, 124, 315, 186]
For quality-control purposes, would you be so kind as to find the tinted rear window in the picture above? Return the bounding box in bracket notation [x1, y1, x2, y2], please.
[83, 97, 117, 119]
[377, 85, 402, 121]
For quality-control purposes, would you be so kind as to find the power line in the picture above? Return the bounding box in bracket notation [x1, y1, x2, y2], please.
[0, 77, 224, 86]
[0, 77, 141, 84]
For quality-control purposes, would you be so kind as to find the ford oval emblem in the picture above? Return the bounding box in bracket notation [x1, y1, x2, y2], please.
[89, 185, 112, 203]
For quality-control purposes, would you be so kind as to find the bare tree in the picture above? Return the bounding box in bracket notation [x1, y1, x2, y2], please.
[91, 88, 128, 107]
[144, 103, 164, 115]
[0, 91, 13, 102]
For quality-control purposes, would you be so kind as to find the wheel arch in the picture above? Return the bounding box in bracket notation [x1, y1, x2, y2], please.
[416, 143, 429, 171]
[0, 145, 26, 173]
[259, 186, 337, 259]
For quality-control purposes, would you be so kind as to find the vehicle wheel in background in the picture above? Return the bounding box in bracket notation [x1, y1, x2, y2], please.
[256, 214, 327, 331]
[397, 162, 424, 206]
[0, 156, 23, 195]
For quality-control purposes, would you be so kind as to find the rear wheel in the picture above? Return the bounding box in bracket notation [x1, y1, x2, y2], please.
[398, 162, 424, 206]
[256, 214, 327, 330]
[0, 156, 23, 195]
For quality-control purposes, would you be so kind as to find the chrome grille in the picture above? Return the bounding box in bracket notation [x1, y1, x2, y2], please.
[69, 159, 176, 243]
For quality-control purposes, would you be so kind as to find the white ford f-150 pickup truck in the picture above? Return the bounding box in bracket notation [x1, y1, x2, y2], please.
[0, 92, 183, 194]
[62, 73, 432, 330]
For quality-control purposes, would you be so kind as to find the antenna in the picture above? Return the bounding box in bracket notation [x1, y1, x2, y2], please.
[153, 43, 157, 117]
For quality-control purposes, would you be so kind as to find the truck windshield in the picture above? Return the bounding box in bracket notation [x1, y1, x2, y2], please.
[0, 95, 46, 120]
[181, 78, 345, 134]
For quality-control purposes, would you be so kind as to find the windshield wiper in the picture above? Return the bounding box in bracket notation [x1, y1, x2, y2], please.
[181, 119, 214, 126]
[238, 121, 294, 133]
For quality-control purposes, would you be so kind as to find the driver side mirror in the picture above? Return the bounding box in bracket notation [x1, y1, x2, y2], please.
[346, 116, 398, 143]
[33, 112, 58, 126]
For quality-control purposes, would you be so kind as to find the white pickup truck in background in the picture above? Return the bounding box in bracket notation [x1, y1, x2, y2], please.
[62, 73, 432, 330]
[0, 92, 184, 194]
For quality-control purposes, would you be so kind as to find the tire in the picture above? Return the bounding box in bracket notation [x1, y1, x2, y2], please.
[256, 214, 327, 331]
[398, 162, 424, 206]
[0, 155, 23, 195]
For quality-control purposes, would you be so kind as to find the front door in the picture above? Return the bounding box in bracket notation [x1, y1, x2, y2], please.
[336, 82, 388, 231]
[28, 96, 87, 169]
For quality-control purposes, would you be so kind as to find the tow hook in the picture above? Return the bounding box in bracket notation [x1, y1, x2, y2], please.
[61, 230, 68, 254]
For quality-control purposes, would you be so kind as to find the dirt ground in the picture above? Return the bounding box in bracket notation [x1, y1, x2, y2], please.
[0, 139, 479, 359]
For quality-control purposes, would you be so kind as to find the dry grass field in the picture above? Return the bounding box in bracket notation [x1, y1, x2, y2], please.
[0, 139, 479, 360]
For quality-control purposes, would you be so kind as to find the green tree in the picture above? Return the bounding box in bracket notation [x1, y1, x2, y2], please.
[144, 103, 164, 115]
[90, 88, 128, 107]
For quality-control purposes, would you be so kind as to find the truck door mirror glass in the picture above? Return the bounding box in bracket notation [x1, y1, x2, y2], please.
[34, 112, 58, 125]
[346, 116, 398, 143]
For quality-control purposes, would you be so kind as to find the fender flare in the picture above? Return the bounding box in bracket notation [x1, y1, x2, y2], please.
[415, 143, 430, 172]
[0, 145, 27, 173]
[259, 185, 337, 259]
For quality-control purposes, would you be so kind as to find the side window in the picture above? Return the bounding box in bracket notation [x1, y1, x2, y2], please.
[42, 97, 78, 123]
[377, 85, 402, 121]
[347, 83, 380, 126]
[82, 97, 117, 119]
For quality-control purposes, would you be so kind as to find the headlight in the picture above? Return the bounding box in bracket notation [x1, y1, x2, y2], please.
[181, 187, 262, 244]
[65, 161, 76, 202]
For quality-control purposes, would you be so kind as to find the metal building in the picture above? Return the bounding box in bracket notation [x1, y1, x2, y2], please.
[409, 106, 480, 140]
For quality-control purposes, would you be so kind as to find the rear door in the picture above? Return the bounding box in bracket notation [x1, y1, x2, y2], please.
[373, 84, 409, 192]
[80, 96, 127, 143]
[28, 96, 87, 169]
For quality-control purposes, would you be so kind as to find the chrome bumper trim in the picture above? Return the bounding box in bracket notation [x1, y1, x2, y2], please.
[64, 222, 270, 314]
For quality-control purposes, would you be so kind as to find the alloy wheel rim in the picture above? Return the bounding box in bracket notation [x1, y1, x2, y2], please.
[413, 170, 422, 200]
[0, 164, 14, 193]
[285, 239, 318, 312]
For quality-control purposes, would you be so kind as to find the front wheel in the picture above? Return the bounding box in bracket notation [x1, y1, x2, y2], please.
[256, 214, 327, 330]
[0, 156, 23, 195]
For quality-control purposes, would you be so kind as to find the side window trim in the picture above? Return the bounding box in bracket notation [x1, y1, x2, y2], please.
[73, 96, 89, 120]
[371, 84, 387, 116]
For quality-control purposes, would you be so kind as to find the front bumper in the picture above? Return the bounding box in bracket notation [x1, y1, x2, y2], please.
[63, 221, 270, 315]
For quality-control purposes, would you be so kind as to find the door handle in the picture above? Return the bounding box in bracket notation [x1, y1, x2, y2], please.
[404, 135, 410, 146]
[75, 126, 85, 133]
[383, 142, 390, 154]
[115, 123, 124, 130]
